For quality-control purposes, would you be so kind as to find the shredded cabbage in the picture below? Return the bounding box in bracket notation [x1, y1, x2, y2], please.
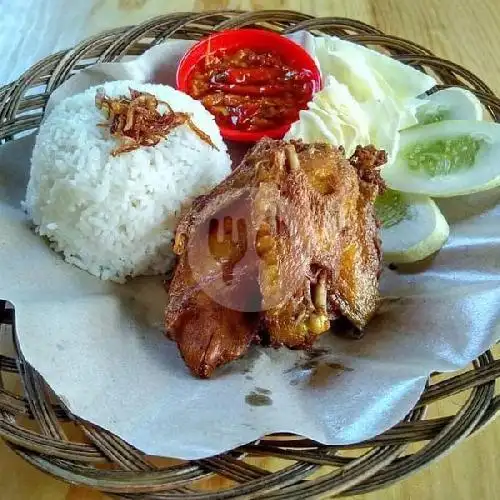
[286, 33, 437, 159]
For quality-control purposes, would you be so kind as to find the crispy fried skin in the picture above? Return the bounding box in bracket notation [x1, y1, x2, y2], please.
[165, 191, 261, 378]
[165, 139, 386, 377]
[256, 141, 385, 347]
[330, 145, 387, 329]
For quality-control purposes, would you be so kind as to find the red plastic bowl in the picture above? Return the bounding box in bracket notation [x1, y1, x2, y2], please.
[176, 29, 322, 143]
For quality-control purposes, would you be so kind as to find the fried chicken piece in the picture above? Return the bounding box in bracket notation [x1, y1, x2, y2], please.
[165, 263, 260, 378]
[254, 141, 385, 347]
[330, 145, 386, 329]
[165, 188, 261, 378]
[165, 138, 386, 377]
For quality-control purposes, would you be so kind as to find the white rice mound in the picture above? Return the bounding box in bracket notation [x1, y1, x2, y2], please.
[24, 80, 231, 283]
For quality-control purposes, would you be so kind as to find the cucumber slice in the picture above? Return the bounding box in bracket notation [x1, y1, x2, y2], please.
[381, 120, 500, 197]
[416, 87, 483, 125]
[376, 189, 450, 263]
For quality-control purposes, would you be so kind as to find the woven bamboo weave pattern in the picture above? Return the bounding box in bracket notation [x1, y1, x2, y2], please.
[0, 11, 499, 499]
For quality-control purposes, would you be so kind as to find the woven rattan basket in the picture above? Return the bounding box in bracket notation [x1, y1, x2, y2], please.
[1, 10, 500, 499]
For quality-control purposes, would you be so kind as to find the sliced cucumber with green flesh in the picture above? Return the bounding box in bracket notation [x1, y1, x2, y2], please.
[382, 120, 500, 197]
[376, 189, 450, 263]
[416, 87, 483, 125]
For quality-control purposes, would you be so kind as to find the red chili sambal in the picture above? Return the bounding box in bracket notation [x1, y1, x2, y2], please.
[187, 48, 314, 132]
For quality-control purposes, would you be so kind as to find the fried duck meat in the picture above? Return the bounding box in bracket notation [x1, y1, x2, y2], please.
[165, 138, 386, 378]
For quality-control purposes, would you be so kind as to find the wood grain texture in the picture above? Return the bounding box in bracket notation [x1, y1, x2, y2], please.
[1, 1, 499, 499]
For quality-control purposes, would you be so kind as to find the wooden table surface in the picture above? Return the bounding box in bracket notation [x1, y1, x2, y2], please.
[1, 0, 499, 498]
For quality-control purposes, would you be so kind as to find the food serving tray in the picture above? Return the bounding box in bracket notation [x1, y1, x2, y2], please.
[0, 10, 499, 499]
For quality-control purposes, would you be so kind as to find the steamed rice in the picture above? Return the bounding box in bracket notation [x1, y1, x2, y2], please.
[24, 81, 231, 282]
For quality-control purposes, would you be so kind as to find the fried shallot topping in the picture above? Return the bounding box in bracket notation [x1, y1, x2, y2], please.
[95, 87, 218, 156]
